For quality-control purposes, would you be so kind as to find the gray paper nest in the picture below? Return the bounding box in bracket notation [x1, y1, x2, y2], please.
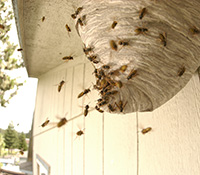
[74, 0, 200, 113]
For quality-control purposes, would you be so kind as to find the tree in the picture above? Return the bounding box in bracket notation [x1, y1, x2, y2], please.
[0, 133, 5, 156]
[25, 130, 31, 139]
[0, 0, 24, 107]
[18, 132, 27, 151]
[4, 122, 18, 153]
[0, 128, 5, 135]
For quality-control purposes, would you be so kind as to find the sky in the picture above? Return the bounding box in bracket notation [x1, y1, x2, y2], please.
[0, 2, 38, 133]
[0, 76, 38, 133]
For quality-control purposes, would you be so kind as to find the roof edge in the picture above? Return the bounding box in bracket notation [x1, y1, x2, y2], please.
[12, 0, 30, 76]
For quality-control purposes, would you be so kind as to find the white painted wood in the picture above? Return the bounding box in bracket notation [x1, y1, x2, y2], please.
[138, 73, 200, 175]
[104, 112, 137, 175]
[33, 128, 58, 174]
[33, 56, 200, 175]
[84, 63, 103, 175]
[56, 127, 65, 175]
[71, 64, 85, 175]
[84, 110, 103, 175]
[64, 67, 74, 175]
[33, 79, 44, 136]
[33, 67, 69, 175]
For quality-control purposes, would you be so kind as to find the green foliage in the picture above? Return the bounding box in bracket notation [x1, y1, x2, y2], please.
[0, 0, 24, 107]
[0, 133, 5, 156]
[4, 122, 18, 150]
[18, 132, 27, 151]
[2, 124, 29, 154]
[0, 133, 5, 147]
[0, 127, 30, 138]
[0, 128, 5, 135]
[25, 130, 31, 139]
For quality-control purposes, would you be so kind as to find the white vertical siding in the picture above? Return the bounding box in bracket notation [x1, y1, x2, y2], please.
[138, 73, 200, 175]
[64, 67, 74, 175]
[33, 57, 200, 175]
[84, 63, 103, 175]
[71, 64, 85, 175]
[104, 113, 137, 175]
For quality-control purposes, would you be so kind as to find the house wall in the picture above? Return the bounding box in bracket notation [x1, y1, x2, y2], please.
[32, 56, 200, 175]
